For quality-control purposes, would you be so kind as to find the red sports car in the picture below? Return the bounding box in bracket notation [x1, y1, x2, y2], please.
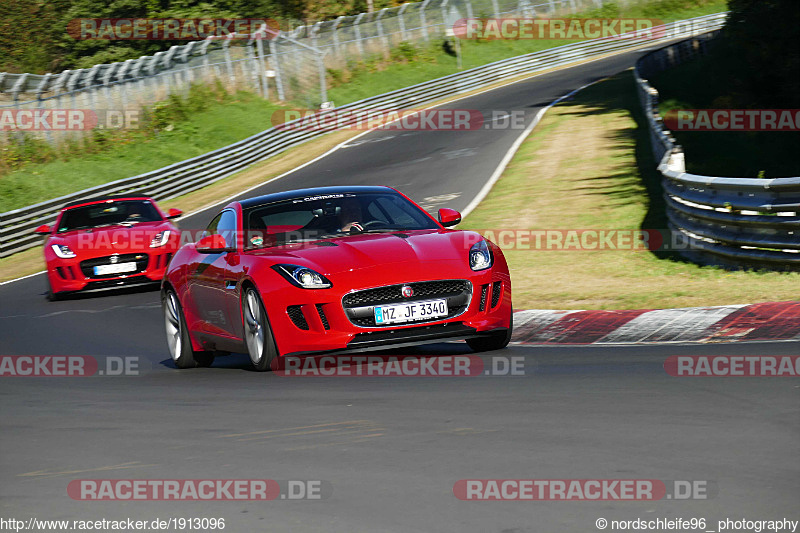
[162, 186, 512, 370]
[35, 195, 183, 300]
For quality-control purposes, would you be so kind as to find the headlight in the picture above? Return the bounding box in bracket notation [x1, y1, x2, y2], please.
[273, 264, 332, 289]
[150, 230, 171, 248]
[469, 240, 493, 271]
[51, 244, 76, 259]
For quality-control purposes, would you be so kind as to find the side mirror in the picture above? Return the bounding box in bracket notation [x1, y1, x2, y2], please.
[196, 234, 232, 253]
[438, 208, 462, 228]
[167, 208, 183, 219]
[35, 224, 51, 235]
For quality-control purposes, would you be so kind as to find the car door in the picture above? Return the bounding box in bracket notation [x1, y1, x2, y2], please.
[190, 209, 240, 339]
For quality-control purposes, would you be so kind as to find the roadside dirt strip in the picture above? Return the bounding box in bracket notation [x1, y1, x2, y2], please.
[511, 301, 800, 344]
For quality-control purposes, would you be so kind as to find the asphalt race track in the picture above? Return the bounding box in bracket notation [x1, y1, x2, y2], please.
[1, 47, 798, 532]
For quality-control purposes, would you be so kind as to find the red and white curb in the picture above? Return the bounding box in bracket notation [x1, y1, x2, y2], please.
[511, 301, 800, 344]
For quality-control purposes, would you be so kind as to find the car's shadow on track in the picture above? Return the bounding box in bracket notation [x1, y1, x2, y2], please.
[156, 342, 479, 372]
[43, 282, 161, 302]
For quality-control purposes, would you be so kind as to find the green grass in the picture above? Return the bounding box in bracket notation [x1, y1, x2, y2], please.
[461, 71, 799, 310]
[0, 90, 289, 212]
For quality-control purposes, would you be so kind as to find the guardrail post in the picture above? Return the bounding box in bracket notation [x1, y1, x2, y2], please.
[491, 0, 500, 17]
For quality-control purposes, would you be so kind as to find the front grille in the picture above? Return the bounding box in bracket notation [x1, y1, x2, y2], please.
[342, 280, 472, 327]
[80, 254, 149, 279]
[491, 281, 502, 308]
[316, 304, 330, 330]
[287, 305, 309, 330]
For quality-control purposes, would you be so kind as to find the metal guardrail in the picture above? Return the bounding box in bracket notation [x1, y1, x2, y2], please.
[634, 35, 800, 271]
[0, 13, 727, 258]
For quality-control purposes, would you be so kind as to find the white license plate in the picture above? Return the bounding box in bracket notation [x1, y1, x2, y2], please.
[94, 262, 137, 275]
[374, 298, 448, 325]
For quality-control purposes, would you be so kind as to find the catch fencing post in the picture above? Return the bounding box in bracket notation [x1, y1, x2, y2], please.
[268, 38, 286, 101]
[353, 13, 366, 57]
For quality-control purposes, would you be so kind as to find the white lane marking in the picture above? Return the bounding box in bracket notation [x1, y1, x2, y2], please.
[0, 303, 161, 320]
[460, 77, 607, 220]
[0, 269, 45, 286]
[420, 192, 462, 211]
[442, 148, 477, 160]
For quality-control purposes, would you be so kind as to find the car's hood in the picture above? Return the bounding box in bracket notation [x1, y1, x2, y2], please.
[246, 229, 483, 275]
[51, 221, 171, 251]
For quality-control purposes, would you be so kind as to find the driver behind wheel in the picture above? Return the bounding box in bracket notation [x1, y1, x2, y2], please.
[338, 197, 364, 233]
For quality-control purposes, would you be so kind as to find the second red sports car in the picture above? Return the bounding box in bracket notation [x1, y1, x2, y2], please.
[35, 195, 183, 300]
[162, 186, 513, 370]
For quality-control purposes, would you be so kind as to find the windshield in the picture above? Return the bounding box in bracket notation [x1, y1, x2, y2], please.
[242, 192, 438, 249]
[57, 200, 163, 233]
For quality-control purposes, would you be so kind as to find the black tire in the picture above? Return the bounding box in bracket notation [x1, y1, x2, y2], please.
[163, 289, 215, 368]
[46, 276, 61, 301]
[241, 287, 279, 372]
[467, 307, 513, 352]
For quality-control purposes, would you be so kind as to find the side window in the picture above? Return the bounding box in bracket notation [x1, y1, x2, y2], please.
[204, 213, 223, 238]
[216, 210, 238, 248]
[204, 210, 238, 248]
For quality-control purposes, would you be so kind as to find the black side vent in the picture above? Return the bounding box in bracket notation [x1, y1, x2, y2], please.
[479, 284, 489, 311]
[491, 281, 502, 308]
[316, 304, 330, 330]
[313, 241, 338, 247]
[287, 305, 309, 330]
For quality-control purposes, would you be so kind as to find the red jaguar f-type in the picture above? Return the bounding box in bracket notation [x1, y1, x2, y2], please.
[35, 195, 183, 300]
[162, 186, 512, 370]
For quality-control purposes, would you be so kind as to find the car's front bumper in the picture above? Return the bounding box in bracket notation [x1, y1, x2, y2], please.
[259, 262, 512, 357]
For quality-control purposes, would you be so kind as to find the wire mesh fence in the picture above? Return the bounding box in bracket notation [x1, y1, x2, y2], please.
[2, 0, 638, 145]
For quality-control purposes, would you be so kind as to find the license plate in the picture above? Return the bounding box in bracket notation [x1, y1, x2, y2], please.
[374, 298, 448, 325]
[94, 262, 137, 275]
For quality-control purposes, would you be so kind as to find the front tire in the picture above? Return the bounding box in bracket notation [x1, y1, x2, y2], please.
[163, 289, 214, 368]
[242, 287, 278, 371]
[46, 276, 61, 301]
[467, 307, 513, 352]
